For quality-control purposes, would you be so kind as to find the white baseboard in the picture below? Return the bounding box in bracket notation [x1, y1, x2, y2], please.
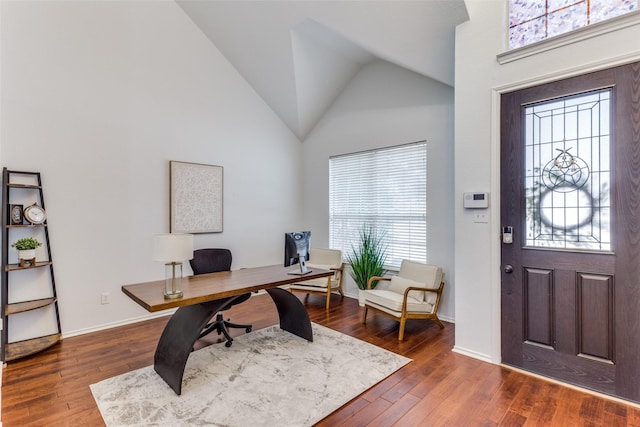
[62, 310, 176, 339]
[61, 291, 272, 339]
[452, 345, 495, 364]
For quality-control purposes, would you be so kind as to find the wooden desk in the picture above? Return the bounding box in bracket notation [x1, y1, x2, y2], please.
[122, 264, 333, 395]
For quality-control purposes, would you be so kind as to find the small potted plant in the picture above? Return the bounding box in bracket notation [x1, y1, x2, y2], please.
[11, 237, 42, 267]
[345, 225, 387, 306]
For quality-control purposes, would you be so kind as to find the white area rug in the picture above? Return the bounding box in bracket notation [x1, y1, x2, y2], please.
[90, 323, 411, 426]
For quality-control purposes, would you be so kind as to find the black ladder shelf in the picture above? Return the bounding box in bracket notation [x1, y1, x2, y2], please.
[1, 168, 61, 362]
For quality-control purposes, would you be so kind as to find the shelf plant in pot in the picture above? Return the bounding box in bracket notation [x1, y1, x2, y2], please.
[345, 225, 387, 306]
[11, 237, 42, 267]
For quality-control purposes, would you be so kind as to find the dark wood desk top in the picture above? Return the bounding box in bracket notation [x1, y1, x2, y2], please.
[122, 264, 333, 312]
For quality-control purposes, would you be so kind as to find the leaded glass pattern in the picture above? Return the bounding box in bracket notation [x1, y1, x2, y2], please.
[524, 89, 611, 251]
[510, 0, 638, 49]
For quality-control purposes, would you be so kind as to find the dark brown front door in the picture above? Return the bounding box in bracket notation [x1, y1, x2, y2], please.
[501, 62, 640, 402]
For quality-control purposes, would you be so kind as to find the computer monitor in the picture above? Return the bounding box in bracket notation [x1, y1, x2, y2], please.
[284, 231, 311, 267]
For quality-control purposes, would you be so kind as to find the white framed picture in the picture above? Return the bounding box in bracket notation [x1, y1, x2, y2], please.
[170, 161, 223, 233]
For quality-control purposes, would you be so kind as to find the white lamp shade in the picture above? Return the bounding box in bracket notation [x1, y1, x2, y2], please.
[152, 233, 194, 262]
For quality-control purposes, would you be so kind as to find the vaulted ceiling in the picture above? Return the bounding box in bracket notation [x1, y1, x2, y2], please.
[177, 1, 469, 140]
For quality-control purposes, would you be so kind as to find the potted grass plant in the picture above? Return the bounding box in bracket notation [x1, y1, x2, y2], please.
[11, 237, 42, 266]
[345, 225, 387, 306]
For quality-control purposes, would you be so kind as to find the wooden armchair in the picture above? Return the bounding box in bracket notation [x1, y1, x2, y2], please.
[361, 260, 444, 341]
[289, 248, 344, 310]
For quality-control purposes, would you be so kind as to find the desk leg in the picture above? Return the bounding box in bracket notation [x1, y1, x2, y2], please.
[154, 297, 234, 395]
[266, 288, 313, 342]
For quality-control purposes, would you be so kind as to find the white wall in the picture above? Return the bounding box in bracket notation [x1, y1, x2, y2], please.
[0, 0, 303, 338]
[454, 0, 640, 362]
[302, 60, 455, 321]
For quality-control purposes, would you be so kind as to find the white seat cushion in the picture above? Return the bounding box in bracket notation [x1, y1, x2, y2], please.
[399, 261, 443, 290]
[308, 248, 341, 266]
[388, 276, 426, 302]
[363, 289, 434, 314]
[396, 261, 443, 306]
[290, 277, 337, 289]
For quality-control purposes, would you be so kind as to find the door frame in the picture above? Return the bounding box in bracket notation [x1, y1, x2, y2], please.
[487, 53, 640, 366]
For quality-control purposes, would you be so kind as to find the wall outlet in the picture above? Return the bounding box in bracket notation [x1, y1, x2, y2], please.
[100, 292, 110, 305]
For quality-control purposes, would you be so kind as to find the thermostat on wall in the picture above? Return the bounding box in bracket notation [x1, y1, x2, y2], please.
[463, 192, 489, 209]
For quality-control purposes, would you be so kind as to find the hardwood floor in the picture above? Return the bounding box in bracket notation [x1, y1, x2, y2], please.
[3, 292, 640, 426]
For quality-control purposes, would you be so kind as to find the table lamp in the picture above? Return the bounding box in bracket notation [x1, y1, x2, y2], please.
[152, 233, 194, 299]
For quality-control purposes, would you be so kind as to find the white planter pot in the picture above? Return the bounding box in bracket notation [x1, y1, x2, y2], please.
[18, 249, 36, 266]
[18, 249, 36, 259]
[358, 289, 366, 307]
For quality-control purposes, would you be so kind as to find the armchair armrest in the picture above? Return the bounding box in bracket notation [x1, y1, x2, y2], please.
[401, 281, 445, 311]
[330, 262, 344, 273]
[331, 262, 344, 287]
[366, 276, 391, 290]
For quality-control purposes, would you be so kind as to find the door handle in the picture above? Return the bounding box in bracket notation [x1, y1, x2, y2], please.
[503, 264, 514, 274]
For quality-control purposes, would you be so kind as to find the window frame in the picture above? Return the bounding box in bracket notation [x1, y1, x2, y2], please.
[498, 9, 640, 65]
[329, 141, 427, 271]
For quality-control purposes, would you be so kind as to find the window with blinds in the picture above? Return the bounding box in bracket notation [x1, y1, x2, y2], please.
[329, 141, 427, 270]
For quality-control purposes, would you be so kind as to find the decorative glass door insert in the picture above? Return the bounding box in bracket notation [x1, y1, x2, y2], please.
[524, 89, 611, 251]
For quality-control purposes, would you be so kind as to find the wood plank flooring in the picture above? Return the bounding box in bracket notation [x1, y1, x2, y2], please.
[3, 292, 640, 426]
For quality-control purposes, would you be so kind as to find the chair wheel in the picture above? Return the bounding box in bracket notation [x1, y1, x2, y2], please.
[225, 340, 232, 348]
[246, 327, 252, 333]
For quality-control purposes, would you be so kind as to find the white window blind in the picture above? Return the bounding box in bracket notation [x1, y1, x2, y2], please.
[329, 141, 427, 270]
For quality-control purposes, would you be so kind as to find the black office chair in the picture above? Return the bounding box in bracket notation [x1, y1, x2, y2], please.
[190, 248, 252, 347]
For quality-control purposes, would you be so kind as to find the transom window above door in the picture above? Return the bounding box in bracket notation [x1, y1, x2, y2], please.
[509, 0, 638, 49]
